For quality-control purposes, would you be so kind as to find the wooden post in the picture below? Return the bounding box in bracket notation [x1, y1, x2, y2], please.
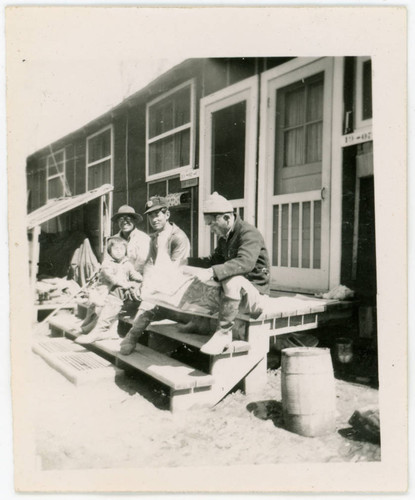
[30, 225, 40, 322]
[30, 225, 40, 296]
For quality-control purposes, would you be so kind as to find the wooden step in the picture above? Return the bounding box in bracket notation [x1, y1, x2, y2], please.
[33, 337, 122, 385]
[48, 313, 83, 336]
[147, 323, 250, 355]
[44, 311, 268, 412]
[116, 345, 214, 391]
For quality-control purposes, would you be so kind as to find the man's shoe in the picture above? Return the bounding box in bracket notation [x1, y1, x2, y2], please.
[200, 330, 232, 355]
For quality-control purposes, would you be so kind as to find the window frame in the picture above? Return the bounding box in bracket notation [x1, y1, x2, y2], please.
[145, 79, 196, 182]
[277, 72, 324, 175]
[46, 147, 66, 201]
[86, 124, 114, 191]
[355, 56, 373, 130]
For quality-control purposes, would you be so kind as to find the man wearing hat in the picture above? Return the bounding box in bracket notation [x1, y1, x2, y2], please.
[111, 205, 150, 274]
[187, 192, 271, 355]
[76, 205, 150, 344]
[143, 196, 190, 267]
[119, 196, 190, 355]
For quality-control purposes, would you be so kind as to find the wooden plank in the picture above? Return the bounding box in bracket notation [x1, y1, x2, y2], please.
[38, 350, 121, 386]
[148, 323, 250, 354]
[48, 314, 83, 335]
[36, 302, 77, 311]
[243, 357, 268, 395]
[33, 337, 87, 356]
[116, 345, 214, 391]
[169, 386, 213, 413]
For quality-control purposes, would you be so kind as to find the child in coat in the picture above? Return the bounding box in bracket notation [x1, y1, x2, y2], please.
[76, 237, 143, 344]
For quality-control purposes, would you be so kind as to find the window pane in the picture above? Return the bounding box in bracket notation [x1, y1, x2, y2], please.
[88, 129, 111, 163]
[285, 87, 305, 127]
[313, 200, 321, 269]
[167, 176, 181, 194]
[272, 205, 279, 266]
[306, 122, 323, 163]
[150, 100, 174, 138]
[362, 60, 372, 120]
[48, 176, 64, 200]
[148, 180, 167, 197]
[284, 128, 305, 167]
[88, 159, 111, 190]
[306, 79, 324, 122]
[174, 128, 190, 168]
[302, 202, 311, 268]
[291, 203, 299, 267]
[212, 101, 246, 200]
[281, 204, 289, 267]
[149, 86, 191, 139]
[149, 129, 190, 175]
[47, 151, 64, 177]
[174, 86, 191, 128]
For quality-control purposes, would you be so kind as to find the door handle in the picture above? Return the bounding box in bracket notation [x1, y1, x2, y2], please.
[321, 187, 326, 200]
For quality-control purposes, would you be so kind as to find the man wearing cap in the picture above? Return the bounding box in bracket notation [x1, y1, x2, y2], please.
[111, 205, 150, 274]
[119, 196, 190, 355]
[144, 196, 190, 267]
[187, 192, 271, 355]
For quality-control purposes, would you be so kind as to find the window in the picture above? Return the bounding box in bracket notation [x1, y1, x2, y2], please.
[355, 57, 372, 129]
[278, 73, 323, 169]
[46, 149, 66, 200]
[146, 81, 195, 180]
[274, 72, 324, 195]
[86, 126, 113, 190]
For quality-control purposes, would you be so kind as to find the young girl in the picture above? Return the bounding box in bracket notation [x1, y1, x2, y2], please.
[76, 237, 143, 344]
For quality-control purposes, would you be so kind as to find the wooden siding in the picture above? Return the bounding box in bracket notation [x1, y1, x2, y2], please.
[125, 103, 147, 217]
[340, 145, 357, 287]
[65, 143, 76, 196]
[74, 138, 86, 195]
[112, 114, 127, 211]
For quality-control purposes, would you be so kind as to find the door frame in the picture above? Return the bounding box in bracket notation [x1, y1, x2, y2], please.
[198, 75, 259, 255]
[258, 57, 343, 292]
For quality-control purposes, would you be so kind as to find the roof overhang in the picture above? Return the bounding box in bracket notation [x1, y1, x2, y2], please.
[27, 184, 113, 230]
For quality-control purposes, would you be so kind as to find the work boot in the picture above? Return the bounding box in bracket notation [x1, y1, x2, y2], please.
[200, 297, 240, 355]
[80, 313, 98, 334]
[119, 308, 155, 355]
[76, 295, 122, 344]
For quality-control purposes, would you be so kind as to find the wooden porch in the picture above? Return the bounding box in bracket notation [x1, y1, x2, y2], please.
[33, 295, 355, 413]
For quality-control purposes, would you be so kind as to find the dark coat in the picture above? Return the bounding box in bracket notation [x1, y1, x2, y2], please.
[188, 216, 271, 295]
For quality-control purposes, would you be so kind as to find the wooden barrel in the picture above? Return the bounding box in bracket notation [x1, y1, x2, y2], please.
[281, 347, 336, 437]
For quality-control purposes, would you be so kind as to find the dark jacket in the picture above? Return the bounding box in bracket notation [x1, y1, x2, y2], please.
[188, 216, 270, 295]
[147, 223, 190, 265]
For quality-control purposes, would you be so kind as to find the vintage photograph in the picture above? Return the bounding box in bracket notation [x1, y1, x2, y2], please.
[6, 6, 407, 494]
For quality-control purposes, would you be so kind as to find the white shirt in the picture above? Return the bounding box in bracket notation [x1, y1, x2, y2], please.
[117, 228, 150, 274]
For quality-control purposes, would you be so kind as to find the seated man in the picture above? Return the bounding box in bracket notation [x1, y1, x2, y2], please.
[78, 204, 149, 333]
[187, 192, 271, 355]
[112, 204, 150, 274]
[119, 196, 190, 355]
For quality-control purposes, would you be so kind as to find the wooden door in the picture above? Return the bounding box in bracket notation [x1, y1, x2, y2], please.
[259, 58, 334, 292]
[199, 76, 258, 254]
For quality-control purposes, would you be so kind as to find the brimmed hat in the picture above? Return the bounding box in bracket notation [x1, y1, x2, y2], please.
[111, 205, 143, 223]
[203, 192, 234, 214]
[144, 196, 169, 214]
